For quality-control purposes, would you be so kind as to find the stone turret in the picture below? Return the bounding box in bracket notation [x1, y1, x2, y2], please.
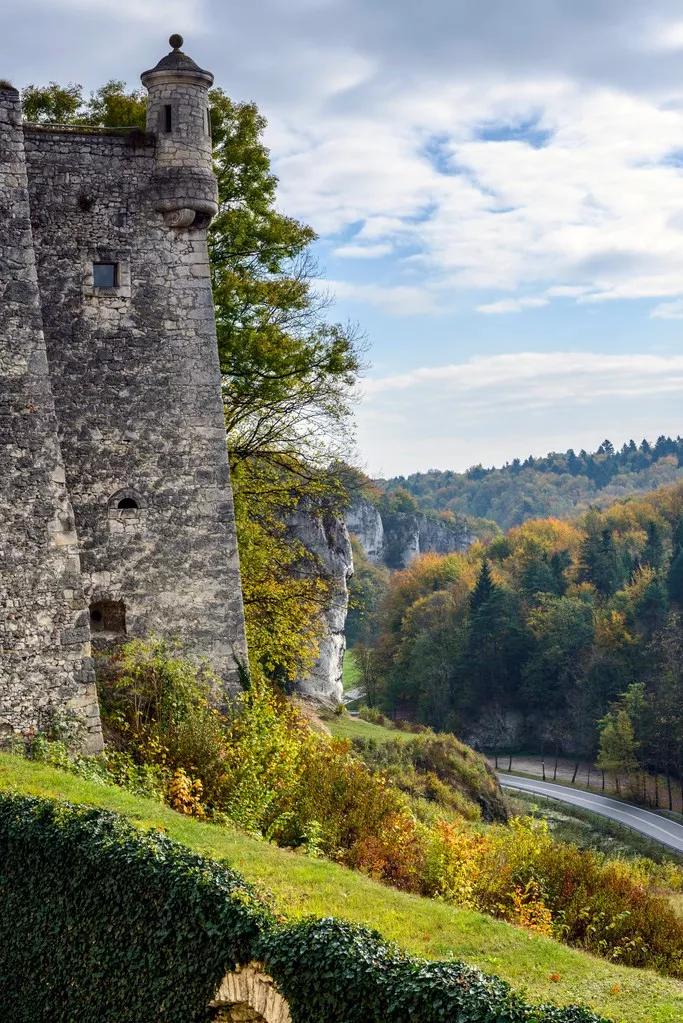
[1, 38, 247, 744]
[0, 85, 102, 749]
[141, 34, 219, 228]
[19, 36, 248, 693]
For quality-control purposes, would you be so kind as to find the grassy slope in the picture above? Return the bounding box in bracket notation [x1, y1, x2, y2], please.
[1, 755, 682, 1023]
[325, 712, 415, 743]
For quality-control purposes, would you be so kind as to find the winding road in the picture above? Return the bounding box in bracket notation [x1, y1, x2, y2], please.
[498, 773, 683, 854]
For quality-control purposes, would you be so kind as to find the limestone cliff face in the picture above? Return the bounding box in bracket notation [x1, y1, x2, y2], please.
[346, 497, 473, 569]
[344, 498, 384, 563]
[289, 507, 353, 703]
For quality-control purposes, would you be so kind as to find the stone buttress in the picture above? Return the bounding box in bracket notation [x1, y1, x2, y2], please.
[0, 85, 102, 749]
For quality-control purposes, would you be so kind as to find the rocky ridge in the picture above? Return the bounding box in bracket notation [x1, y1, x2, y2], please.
[346, 496, 474, 569]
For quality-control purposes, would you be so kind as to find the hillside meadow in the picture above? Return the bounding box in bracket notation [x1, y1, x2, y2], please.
[2, 753, 682, 1023]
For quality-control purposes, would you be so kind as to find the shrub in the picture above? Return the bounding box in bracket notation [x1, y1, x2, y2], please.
[25, 735, 166, 800]
[261, 918, 609, 1023]
[271, 735, 429, 884]
[473, 817, 683, 976]
[90, 641, 681, 978]
[535, 841, 683, 974]
[358, 704, 391, 726]
[350, 731, 508, 822]
[98, 639, 306, 827]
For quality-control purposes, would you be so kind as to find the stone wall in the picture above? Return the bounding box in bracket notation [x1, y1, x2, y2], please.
[210, 963, 290, 1023]
[0, 88, 102, 748]
[1, 39, 249, 745]
[19, 45, 247, 691]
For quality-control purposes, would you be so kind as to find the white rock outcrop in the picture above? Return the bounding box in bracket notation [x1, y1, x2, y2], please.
[289, 507, 353, 703]
[346, 497, 474, 569]
[345, 498, 384, 563]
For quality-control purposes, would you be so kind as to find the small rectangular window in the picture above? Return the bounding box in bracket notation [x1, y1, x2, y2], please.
[206, 106, 211, 135]
[164, 104, 172, 133]
[93, 262, 118, 288]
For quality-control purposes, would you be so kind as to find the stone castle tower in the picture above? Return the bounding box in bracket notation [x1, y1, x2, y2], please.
[0, 37, 247, 749]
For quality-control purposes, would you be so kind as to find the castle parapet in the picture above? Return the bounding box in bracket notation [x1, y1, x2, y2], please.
[141, 34, 218, 229]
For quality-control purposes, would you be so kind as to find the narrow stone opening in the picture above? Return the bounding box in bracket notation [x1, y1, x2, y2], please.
[164, 104, 173, 133]
[210, 964, 291, 1023]
[193, 212, 213, 230]
[93, 262, 118, 288]
[89, 599, 126, 636]
[108, 488, 145, 518]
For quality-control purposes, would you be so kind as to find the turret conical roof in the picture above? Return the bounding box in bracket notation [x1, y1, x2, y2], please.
[141, 35, 213, 87]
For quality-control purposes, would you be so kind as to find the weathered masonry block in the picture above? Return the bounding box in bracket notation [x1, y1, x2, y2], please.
[0, 36, 248, 744]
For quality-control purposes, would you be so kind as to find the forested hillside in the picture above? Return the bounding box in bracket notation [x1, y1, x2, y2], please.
[383, 438, 683, 529]
[359, 481, 683, 801]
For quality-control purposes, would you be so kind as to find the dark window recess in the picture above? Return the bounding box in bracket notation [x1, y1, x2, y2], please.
[93, 262, 118, 288]
[89, 599, 126, 636]
[117, 497, 139, 510]
[206, 106, 211, 135]
[164, 104, 173, 133]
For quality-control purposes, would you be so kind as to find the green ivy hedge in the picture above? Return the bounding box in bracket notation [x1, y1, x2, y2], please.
[0, 794, 267, 1023]
[260, 919, 610, 1023]
[0, 794, 611, 1023]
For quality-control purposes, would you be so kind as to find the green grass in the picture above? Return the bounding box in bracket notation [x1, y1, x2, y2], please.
[325, 712, 415, 743]
[1, 754, 682, 1023]
[341, 649, 360, 691]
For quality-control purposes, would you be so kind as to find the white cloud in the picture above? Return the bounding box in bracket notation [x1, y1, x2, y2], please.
[13, 2, 683, 314]
[39, 0, 204, 25]
[334, 242, 393, 259]
[477, 296, 549, 315]
[263, 46, 683, 311]
[324, 279, 438, 315]
[362, 352, 683, 398]
[357, 351, 683, 475]
[650, 19, 683, 50]
[651, 299, 683, 318]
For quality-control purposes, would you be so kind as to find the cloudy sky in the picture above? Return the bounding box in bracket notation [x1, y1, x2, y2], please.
[4, 1, 683, 476]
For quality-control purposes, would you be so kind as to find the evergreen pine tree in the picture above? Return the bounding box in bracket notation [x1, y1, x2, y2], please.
[668, 548, 683, 603]
[470, 559, 494, 612]
[643, 521, 664, 570]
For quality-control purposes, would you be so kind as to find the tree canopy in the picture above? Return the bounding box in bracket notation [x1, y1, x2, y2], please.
[361, 481, 683, 799]
[383, 436, 683, 530]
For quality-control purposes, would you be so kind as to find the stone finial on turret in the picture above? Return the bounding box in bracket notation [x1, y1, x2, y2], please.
[141, 34, 214, 88]
[141, 35, 218, 229]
